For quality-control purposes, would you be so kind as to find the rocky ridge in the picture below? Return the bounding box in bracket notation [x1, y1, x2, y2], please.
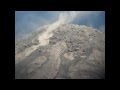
[15, 24, 105, 79]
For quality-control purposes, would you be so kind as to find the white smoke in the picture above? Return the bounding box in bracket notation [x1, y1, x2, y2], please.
[58, 11, 79, 24]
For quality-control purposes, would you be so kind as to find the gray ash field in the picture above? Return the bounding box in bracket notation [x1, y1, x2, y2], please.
[15, 24, 105, 79]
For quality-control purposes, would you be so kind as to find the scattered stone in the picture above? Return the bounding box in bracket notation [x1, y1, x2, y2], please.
[15, 24, 105, 79]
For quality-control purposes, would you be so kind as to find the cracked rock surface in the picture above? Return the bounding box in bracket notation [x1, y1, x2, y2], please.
[15, 24, 105, 79]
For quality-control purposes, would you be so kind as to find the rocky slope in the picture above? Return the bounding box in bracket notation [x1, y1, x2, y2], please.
[15, 24, 105, 79]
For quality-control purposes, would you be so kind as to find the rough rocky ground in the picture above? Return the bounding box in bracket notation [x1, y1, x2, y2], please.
[15, 24, 105, 79]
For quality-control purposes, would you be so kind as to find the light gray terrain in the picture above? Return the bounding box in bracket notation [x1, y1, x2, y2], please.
[15, 24, 105, 79]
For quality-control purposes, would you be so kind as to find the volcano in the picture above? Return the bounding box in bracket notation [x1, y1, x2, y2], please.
[15, 24, 105, 79]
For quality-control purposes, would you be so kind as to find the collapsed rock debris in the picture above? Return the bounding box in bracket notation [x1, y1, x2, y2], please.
[15, 24, 105, 79]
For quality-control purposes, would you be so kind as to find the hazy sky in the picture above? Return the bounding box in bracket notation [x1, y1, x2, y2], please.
[15, 11, 105, 40]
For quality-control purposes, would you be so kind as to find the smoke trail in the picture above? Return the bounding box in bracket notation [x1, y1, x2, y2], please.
[58, 11, 79, 24]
